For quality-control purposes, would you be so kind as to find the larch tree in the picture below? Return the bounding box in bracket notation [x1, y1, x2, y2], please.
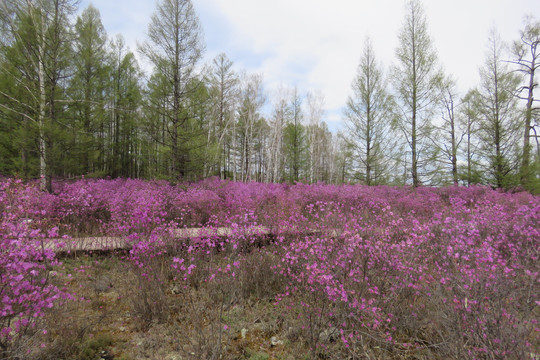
[392, 0, 443, 187]
[458, 89, 483, 186]
[477, 29, 522, 188]
[107, 36, 143, 178]
[139, 0, 205, 179]
[69, 4, 108, 175]
[510, 16, 540, 187]
[207, 53, 239, 179]
[143, 70, 173, 177]
[345, 38, 395, 185]
[283, 87, 306, 183]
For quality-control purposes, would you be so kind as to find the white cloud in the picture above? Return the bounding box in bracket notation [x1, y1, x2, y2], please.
[80, 0, 540, 131]
[79, 0, 153, 51]
[197, 0, 401, 122]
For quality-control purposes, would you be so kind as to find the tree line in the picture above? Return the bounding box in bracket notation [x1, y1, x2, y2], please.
[0, 0, 538, 192]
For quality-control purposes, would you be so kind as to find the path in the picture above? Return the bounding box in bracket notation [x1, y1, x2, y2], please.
[44, 225, 273, 254]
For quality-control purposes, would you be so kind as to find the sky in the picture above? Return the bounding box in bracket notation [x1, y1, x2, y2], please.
[79, 0, 540, 131]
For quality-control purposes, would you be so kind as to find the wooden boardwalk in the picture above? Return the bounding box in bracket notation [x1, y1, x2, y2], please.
[44, 225, 274, 254]
[39, 225, 338, 255]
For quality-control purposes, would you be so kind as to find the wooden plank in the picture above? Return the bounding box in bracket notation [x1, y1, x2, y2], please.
[44, 225, 274, 254]
[40, 225, 334, 254]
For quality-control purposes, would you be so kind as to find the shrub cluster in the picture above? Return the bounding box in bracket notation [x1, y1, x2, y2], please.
[0, 177, 538, 358]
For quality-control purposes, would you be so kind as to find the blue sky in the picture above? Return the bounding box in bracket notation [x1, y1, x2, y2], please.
[79, 0, 540, 131]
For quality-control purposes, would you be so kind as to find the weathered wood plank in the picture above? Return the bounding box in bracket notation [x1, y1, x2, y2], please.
[44, 225, 273, 254]
[40, 225, 333, 255]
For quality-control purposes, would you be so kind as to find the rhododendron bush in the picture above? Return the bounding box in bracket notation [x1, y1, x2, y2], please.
[0, 177, 538, 358]
[0, 179, 71, 355]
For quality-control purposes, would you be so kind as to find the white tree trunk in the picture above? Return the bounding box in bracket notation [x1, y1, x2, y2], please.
[35, 2, 47, 191]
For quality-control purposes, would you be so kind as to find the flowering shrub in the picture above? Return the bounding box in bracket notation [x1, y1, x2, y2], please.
[0, 179, 70, 356]
[0, 178, 538, 358]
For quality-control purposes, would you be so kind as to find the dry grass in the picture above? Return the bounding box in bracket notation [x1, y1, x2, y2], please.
[17, 248, 489, 360]
[29, 251, 309, 360]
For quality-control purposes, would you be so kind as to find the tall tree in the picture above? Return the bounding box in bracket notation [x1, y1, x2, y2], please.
[0, 0, 76, 191]
[207, 53, 239, 179]
[458, 89, 483, 186]
[392, 0, 442, 187]
[237, 73, 265, 182]
[139, 0, 205, 179]
[107, 36, 143, 178]
[345, 38, 395, 185]
[69, 4, 108, 175]
[434, 77, 462, 185]
[143, 70, 172, 177]
[306, 91, 325, 183]
[266, 87, 289, 183]
[510, 16, 540, 186]
[283, 87, 306, 182]
[478, 30, 522, 188]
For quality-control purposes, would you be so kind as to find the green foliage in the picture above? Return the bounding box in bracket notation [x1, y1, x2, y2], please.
[0, 0, 537, 192]
[477, 30, 522, 189]
[78, 333, 114, 360]
[67, 4, 109, 175]
[392, 0, 445, 187]
[345, 38, 396, 185]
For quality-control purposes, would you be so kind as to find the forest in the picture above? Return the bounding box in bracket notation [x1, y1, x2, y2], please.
[0, 0, 539, 192]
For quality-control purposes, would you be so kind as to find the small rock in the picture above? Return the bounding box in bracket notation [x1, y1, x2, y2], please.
[319, 327, 338, 343]
[93, 275, 113, 293]
[270, 336, 283, 346]
[166, 354, 183, 360]
[253, 322, 264, 332]
[100, 349, 114, 360]
[102, 291, 119, 302]
[241, 328, 248, 339]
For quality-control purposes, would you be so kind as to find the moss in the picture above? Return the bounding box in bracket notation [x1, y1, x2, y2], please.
[77, 333, 114, 360]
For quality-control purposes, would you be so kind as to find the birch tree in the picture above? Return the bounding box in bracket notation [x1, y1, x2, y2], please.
[266, 87, 290, 183]
[0, 0, 76, 191]
[433, 77, 462, 185]
[237, 73, 265, 182]
[306, 91, 325, 183]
